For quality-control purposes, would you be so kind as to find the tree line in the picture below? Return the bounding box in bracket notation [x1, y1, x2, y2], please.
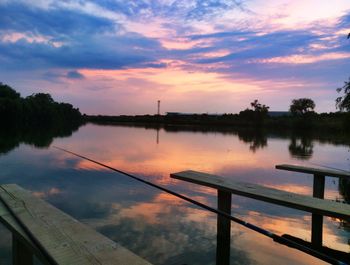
[2, 78, 349, 130]
[243, 76, 350, 118]
[88, 77, 350, 131]
[0, 83, 83, 126]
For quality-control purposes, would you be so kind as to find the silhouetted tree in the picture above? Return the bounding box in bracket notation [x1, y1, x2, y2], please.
[239, 100, 270, 125]
[336, 78, 350, 111]
[250, 99, 269, 113]
[289, 98, 315, 115]
[0, 83, 22, 124]
[0, 82, 21, 99]
[0, 82, 82, 126]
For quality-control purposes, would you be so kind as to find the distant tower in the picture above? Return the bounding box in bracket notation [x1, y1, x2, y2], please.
[157, 100, 160, 115]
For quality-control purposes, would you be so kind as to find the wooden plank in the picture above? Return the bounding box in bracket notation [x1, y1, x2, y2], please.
[275, 164, 350, 178]
[0, 200, 34, 243]
[170, 170, 350, 221]
[0, 199, 48, 264]
[0, 184, 152, 265]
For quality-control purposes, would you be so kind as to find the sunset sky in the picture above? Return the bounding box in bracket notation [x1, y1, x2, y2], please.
[0, 0, 349, 115]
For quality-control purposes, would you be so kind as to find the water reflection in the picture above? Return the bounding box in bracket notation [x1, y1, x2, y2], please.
[237, 129, 267, 152]
[0, 123, 350, 264]
[288, 137, 314, 160]
[0, 123, 81, 155]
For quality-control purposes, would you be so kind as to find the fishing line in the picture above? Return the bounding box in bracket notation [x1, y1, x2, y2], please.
[309, 162, 350, 173]
[53, 146, 347, 265]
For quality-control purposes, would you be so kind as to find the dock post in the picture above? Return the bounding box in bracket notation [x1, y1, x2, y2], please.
[311, 174, 325, 247]
[216, 190, 231, 265]
[12, 234, 33, 265]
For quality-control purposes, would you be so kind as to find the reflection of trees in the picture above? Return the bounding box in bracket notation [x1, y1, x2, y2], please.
[288, 137, 314, 160]
[237, 129, 267, 152]
[0, 83, 84, 154]
[0, 123, 82, 155]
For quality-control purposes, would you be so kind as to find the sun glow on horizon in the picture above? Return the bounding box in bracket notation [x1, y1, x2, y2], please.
[0, 0, 349, 114]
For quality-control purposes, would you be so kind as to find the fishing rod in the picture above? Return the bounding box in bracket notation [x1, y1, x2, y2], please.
[53, 146, 347, 265]
[309, 162, 350, 173]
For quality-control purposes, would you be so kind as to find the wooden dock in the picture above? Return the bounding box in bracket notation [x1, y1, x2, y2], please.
[0, 184, 152, 265]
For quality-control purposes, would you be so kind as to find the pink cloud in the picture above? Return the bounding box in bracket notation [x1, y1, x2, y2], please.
[251, 52, 350, 64]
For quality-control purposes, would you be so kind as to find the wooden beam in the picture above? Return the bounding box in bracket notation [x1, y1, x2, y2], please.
[216, 190, 231, 265]
[311, 174, 325, 247]
[313, 175, 325, 199]
[0, 184, 152, 265]
[170, 170, 350, 221]
[311, 214, 323, 247]
[13, 234, 33, 265]
[275, 164, 350, 178]
[0, 199, 48, 264]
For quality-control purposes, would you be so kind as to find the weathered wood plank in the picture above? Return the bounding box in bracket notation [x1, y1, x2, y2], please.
[0, 184, 152, 265]
[0, 200, 32, 243]
[275, 164, 350, 178]
[170, 170, 350, 220]
[0, 199, 47, 264]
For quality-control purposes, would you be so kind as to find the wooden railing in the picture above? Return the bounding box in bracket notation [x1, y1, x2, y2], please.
[171, 167, 350, 265]
[1, 164, 349, 265]
[276, 164, 350, 247]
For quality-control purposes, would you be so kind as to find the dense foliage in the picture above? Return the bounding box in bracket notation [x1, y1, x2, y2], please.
[250, 99, 270, 113]
[239, 100, 270, 125]
[336, 78, 350, 111]
[289, 98, 315, 115]
[0, 82, 82, 126]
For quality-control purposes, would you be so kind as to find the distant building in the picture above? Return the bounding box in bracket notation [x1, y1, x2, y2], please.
[166, 112, 224, 117]
[267, 111, 291, 117]
[166, 111, 291, 117]
[166, 112, 186, 116]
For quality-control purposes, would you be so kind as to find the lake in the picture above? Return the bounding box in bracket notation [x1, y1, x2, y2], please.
[0, 123, 349, 265]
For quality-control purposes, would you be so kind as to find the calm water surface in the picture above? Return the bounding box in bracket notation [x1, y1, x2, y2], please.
[0, 123, 349, 265]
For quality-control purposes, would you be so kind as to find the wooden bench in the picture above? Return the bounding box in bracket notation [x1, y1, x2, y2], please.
[276, 164, 350, 246]
[171, 170, 350, 220]
[275, 164, 350, 179]
[0, 184, 152, 265]
[276, 164, 350, 199]
[171, 169, 350, 262]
